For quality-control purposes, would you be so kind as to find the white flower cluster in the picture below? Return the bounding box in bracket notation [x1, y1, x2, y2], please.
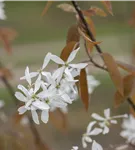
[0, 0, 6, 20]
[82, 108, 128, 150]
[15, 48, 88, 124]
[120, 114, 135, 145]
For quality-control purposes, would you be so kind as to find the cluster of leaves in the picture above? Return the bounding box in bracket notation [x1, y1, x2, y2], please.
[42, 1, 135, 118]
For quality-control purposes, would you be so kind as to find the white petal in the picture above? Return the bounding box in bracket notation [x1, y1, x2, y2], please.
[51, 54, 65, 65]
[67, 48, 79, 63]
[72, 146, 78, 150]
[20, 72, 38, 80]
[15, 92, 27, 102]
[69, 63, 88, 69]
[34, 75, 41, 93]
[82, 137, 87, 148]
[112, 114, 128, 119]
[110, 119, 117, 124]
[85, 136, 92, 143]
[25, 99, 33, 108]
[92, 140, 103, 150]
[103, 125, 109, 134]
[61, 93, 73, 104]
[25, 66, 32, 85]
[91, 113, 105, 121]
[41, 110, 49, 123]
[104, 108, 110, 119]
[18, 84, 29, 97]
[52, 67, 64, 80]
[65, 67, 74, 80]
[42, 52, 52, 69]
[18, 106, 27, 114]
[50, 98, 67, 108]
[90, 128, 102, 136]
[31, 110, 39, 124]
[33, 101, 50, 110]
[86, 121, 96, 133]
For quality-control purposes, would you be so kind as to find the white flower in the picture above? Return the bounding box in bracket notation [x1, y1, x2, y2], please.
[92, 108, 128, 134]
[82, 121, 102, 148]
[0, 100, 4, 109]
[15, 49, 88, 124]
[71, 146, 78, 150]
[20, 53, 52, 81]
[0, 1, 6, 20]
[87, 75, 100, 94]
[50, 48, 88, 73]
[120, 115, 135, 145]
[15, 77, 50, 124]
[91, 140, 103, 150]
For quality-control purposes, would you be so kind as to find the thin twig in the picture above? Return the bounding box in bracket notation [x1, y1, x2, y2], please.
[84, 41, 107, 71]
[71, 0, 135, 111]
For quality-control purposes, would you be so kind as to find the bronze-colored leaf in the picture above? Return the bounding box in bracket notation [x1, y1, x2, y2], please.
[103, 53, 123, 95]
[67, 24, 80, 44]
[57, 3, 76, 13]
[117, 60, 135, 75]
[114, 90, 124, 108]
[83, 7, 107, 17]
[0, 27, 17, 54]
[79, 69, 89, 111]
[130, 91, 135, 117]
[114, 74, 135, 107]
[85, 17, 96, 37]
[49, 109, 68, 133]
[89, 6, 107, 17]
[78, 27, 101, 45]
[0, 67, 12, 79]
[41, 1, 53, 16]
[101, 0, 113, 16]
[60, 41, 78, 61]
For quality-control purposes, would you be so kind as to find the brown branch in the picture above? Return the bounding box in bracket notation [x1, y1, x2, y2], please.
[71, 0, 135, 111]
[84, 41, 107, 71]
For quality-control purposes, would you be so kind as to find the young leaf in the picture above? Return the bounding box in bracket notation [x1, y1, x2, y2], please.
[0, 27, 17, 54]
[60, 41, 78, 61]
[78, 27, 101, 45]
[114, 74, 135, 107]
[66, 24, 80, 44]
[89, 6, 107, 17]
[85, 17, 96, 37]
[79, 68, 89, 111]
[101, 0, 113, 16]
[57, 3, 76, 13]
[114, 91, 124, 108]
[117, 60, 135, 74]
[83, 7, 107, 17]
[103, 53, 123, 95]
[41, 1, 53, 16]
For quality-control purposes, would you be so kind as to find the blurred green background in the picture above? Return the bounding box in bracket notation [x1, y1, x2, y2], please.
[0, 1, 135, 150]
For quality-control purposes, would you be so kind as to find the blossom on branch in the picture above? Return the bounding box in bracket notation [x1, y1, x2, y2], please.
[15, 48, 88, 124]
[92, 108, 128, 134]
